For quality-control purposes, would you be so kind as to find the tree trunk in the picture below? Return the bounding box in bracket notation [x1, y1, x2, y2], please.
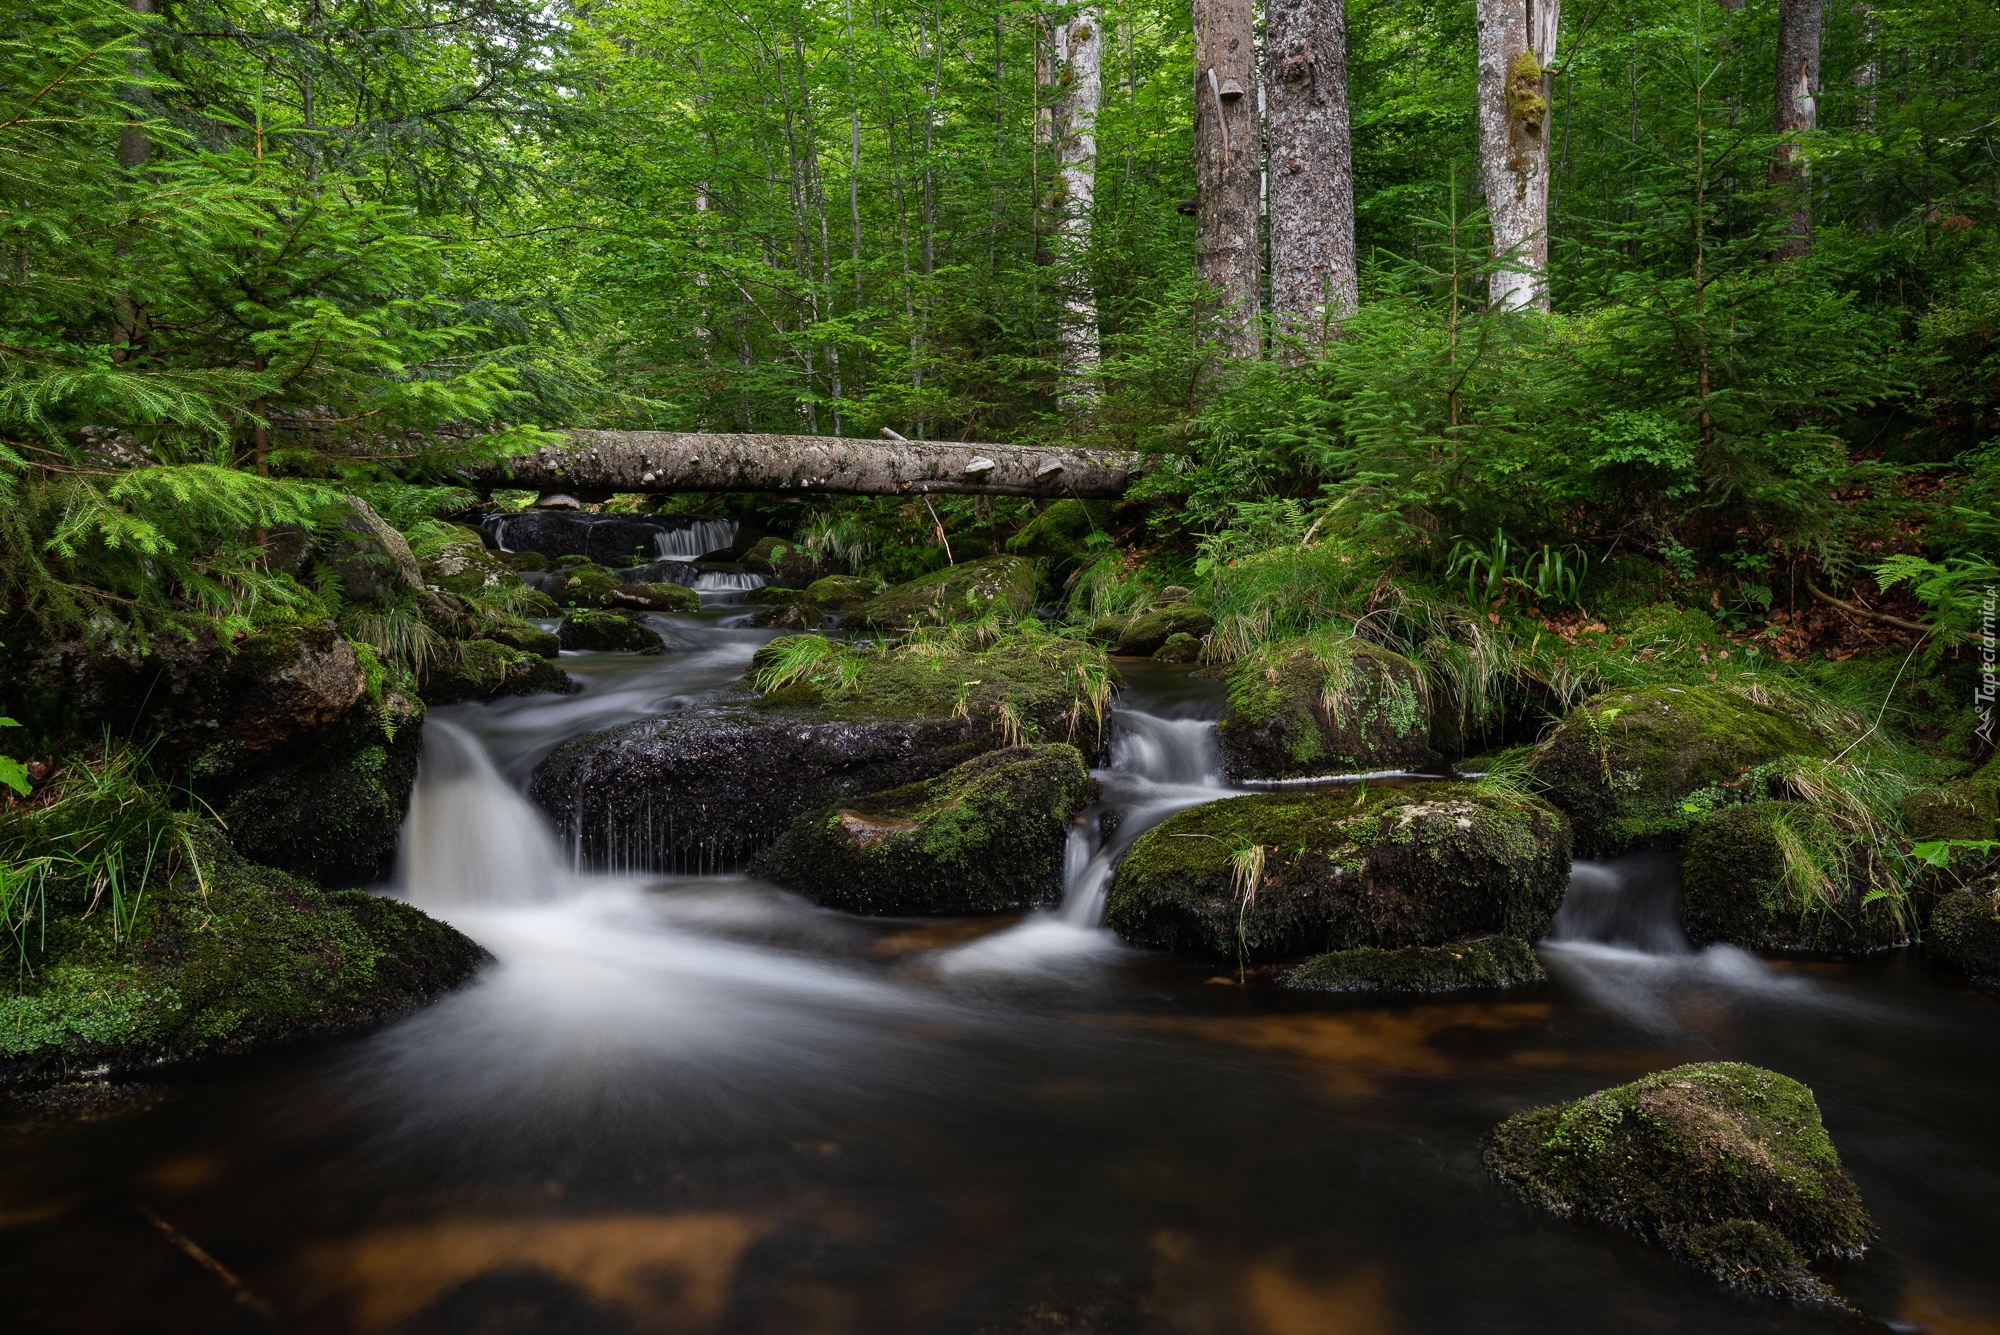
[1474, 0, 1558, 311]
[1770, 0, 1823, 259]
[1056, 7, 1102, 402]
[1193, 0, 1261, 355]
[462, 432, 1145, 498]
[1264, 0, 1357, 349]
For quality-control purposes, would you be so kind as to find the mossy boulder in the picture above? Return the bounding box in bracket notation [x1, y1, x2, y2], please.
[1529, 685, 1825, 857]
[742, 536, 825, 586]
[606, 581, 700, 614]
[420, 525, 517, 600]
[1106, 603, 1215, 658]
[852, 555, 1037, 629]
[1679, 802, 1908, 953]
[1282, 934, 1545, 993]
[474, 615, 560, 659]
[805, 573, 875, 606]
[1105, 785, 1571, 962]
[550, 562, 625, 608]
[223, 688, 425, 886]
[0, 834, 487, 1086]
[329, 496, 425, 604]
[1485, 1062, 1872, 1303]
[557, 610, 664, 654]
[1929, 879, 2000, 986]
[420, 639, 575, 704]
[754, 745, 1092, 914]
[1216, 635, 1435, 782]
[1006, 498, 1112, 569]
[1151, 632, 1202, 664]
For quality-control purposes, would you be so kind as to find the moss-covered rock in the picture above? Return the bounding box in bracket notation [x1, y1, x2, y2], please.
[1110, 603, 1215, 657]
[420, 639, 575, 704]
[606, 581, 700, 614]
[474, 615, 560, 659]
[754, 745, 1092, 914]
[329, 496, 425, 604]
[551, 562, 625, 608]
[0, 834, 486, 1086]
[1929, 880, 2000, 986]
[1529, 685, 1825, 857]
[742, 535, 825, 586]
[1151, 632, 1202, 664]
[1678, 802, 1908, 953]
[1216, 635, 1435, 782]
[499, 549, 551, 572]
[1485, 1062, 1872, 1303]
[1006, 499, 1112, 569]
[420, 525, 517, 600]
[223, 688, 424, 886]
[805, 573, 876, 606]
[1105, 785, 1571, 962]
[852, 554, 1037, 629]
[557, 609, 665, 654]
[1282, 934, 1545, 993]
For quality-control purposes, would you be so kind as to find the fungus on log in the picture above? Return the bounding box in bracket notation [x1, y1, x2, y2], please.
[461, 431, 1143, 498]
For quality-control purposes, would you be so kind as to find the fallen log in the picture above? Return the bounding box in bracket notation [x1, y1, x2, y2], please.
[461, 430, 1146, 498]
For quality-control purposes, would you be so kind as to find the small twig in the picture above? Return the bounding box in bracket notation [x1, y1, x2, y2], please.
[1804, 578, 1935, 636]
[923, 494, 953, 565]
[141, 1206, 281, 1324]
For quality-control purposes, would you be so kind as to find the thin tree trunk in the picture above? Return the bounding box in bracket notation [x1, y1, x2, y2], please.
[1770, 0, 1823, 259]
[1264, 0, 1357, 350]
[1193, 0, 1261, 355]
[1474, 0, 1558, 311]
[1056, 7, 1102, 403]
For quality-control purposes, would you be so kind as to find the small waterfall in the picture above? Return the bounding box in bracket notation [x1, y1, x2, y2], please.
[653, 518, 739, 562]
[398, 722, 574, 909]
[1545, 851, 1691, 954]
[694, 570, 767, 593]
[1106, 711, 1223, 787]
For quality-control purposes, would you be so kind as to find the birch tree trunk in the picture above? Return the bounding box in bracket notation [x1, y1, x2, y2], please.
[1264, 0, 1357, 350]
[1193, 0, 1261, 356]
[1474, 0, 1558, 311]
[1770, 0, 1823, 259]
[1056, 7, 1102, 402]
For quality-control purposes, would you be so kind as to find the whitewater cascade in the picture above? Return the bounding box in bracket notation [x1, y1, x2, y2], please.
[653, 518, 739, 561]
[398, 721, 575, 910]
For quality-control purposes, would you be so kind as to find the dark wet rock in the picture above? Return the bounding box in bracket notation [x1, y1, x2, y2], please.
[0, 833, 487, 1086]
[616, 559, 702, 587]
[754, 744, 1092, 914]
[482, 511, 712, 564]
[608, 582, 700, 614]
[1679, 802, 1909, 954]
[1485, 1062, 1871, 1304]
[852, 555, 1037, 629]
[557, 610, 665, 654]
[1105, 785, 1570, 962]
[1282, 934, 1545, 993]
[1215, 635, 1435, 782]
[1529, 684, 1825, 857]
[9, 619, 366, 771]
[331, 497, 425, 604]
[421, 639, 576, 704]
[530, 709, 1000, 871]
[1151, 631, 1202, 664]
[743, 535, 825, 586]
[224, 687, 425, 886]
[1929, 879, 2000, 986]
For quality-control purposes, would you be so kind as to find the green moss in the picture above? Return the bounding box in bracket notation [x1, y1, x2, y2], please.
[1485, 1062, 1871, 1303]
[804, 574, 876, 606]
[754, 744, 1092, 914]
[1111, 603, 1215, 657]
[1529, 684, 1825, 856]
[557, 609, 665, 654]
[475, 615, 560, 658]
[553, 563, 625, 608]
[1217, 634, 1436, 781]
[1104, 784, 1571, 962]
[1678, 802, 1907, 953]
[1929, 879, 2000, 985]
[1006, 499, 1112, 565]
[606, 582, 700, 614]
[224, 688, 425, 886]
[1283, 934, 1545, 993]
[419, 527, 518, 600]
[1151, 632, 1202, 664]
[421, 638, 574, 703]
[0, 831, 486, 1084]
[851, 554, 1038, 629]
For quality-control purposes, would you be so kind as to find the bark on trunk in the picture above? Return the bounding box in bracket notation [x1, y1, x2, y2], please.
[463, 431, 1145, 498]
[1056, 7, 1102, 402]
[1194, 0, 1261, 355]
[1264, 0, 1357, 349]
[1474, 0, 1558, 311]
[1770, 0, 1823, 259]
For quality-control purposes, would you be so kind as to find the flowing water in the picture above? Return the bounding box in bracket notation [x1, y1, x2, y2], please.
[5, 616, 1998, 1334]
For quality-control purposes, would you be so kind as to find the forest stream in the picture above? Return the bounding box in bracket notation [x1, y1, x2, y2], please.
[3, 596, 1996, 1335]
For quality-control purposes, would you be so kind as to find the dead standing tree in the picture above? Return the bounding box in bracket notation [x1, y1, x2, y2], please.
[1193, 0, 1262, 356]
[1264, 0, 1358, 351]
[1770, 0, 1824, 258]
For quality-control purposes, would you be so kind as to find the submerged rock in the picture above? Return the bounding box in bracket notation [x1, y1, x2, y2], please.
[557, 609, 665, 654]
[0, 834, 486, 1086]
[1215, 635, 1435, 782]
[1282, 934, 1545, 993]
[1105, 785, 1570, 962]
[1679, 802, 1909, 953]
[851, 554, 1037, 629]
[1485, 1062, 1871, 1303]
[755, 744, 1092, 914]
[1929, 880, 2000, 986]
[1530, 685, 1825, 857]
